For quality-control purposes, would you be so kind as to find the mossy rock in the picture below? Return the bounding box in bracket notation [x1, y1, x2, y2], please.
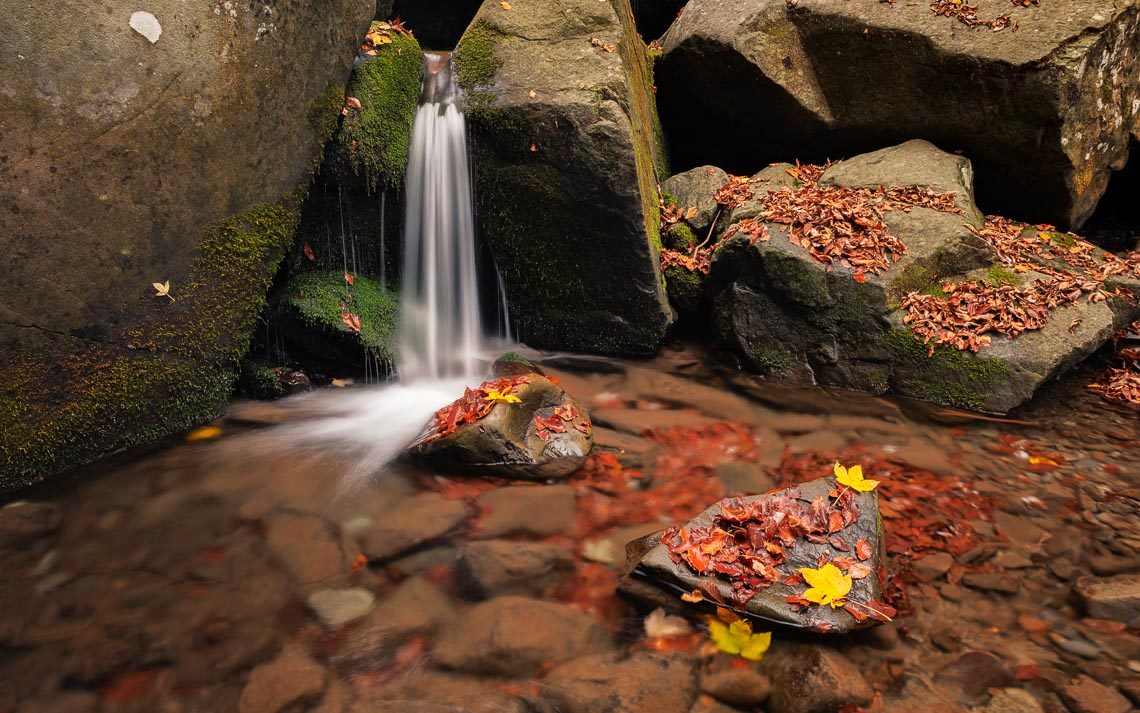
[663, 222, 698, 252]
[665, 265, 705, 315]
[274, 270, 399, 368]
[335, 28, 424, 191]
[455, 0, 673, 355]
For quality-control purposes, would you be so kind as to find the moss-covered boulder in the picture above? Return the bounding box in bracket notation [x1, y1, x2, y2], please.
[409, 372, 594, 481]
[0, 0, 373, 489]
[657, 0, 1140, 230]
[709, 140, 1140, 412]
[334, 25, 424, 192]
[454, 0, 674, 355]
[274, 271, 399, 369]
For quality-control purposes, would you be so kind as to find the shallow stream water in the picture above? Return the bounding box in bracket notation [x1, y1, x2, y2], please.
[1, 344, 1137, 712]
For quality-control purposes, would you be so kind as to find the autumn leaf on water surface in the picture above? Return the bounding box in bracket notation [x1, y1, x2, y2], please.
[152, 280, 175, 301]
[483, 387, 521, 405]
[644, 608, 692, 639]
[799, 562, 851, 609]
[708, 616, 771, 661]
[834, 461, 879, 492]
[186, 425, 221, 442]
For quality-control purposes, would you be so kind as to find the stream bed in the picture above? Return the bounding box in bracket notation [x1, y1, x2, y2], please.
[1, 344, 1137, 713]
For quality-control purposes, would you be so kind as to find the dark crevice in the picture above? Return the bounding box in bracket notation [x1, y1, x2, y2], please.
[1081, 139, 1140, 252]
[387, 0, 482, 50]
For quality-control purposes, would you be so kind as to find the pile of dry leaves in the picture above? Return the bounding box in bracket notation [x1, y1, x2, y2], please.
[1089, 320, 1140, 406]
[361, 18, 412, 54]
[423, 376, 531, 442]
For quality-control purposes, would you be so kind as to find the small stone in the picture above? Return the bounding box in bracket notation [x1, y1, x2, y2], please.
[1059, 675, 1131, 713]
[541, 651, 698, 713]
[239, 646, 327, 713]
[434, 596, 613, 677]
[1049, 559, 1076, 581]
[759, 644, 873, 713]
[306, 588, 376, 629]
[0, 501, 61, 545]
[940, 583, 966, 601]
[993, 550, 1033, 569]
[701, 668, 772, 707]
[912, 552, 954, 581]
[456, 540, 573, 599]
[264, 512, 356, 588]
[361, 493, 468, 560]
[1017, 615, 1050, 633]
[962, 573, 1019, 595]
[983, 688, 1044, 713]
[1087, 554, 1140, 576]
[993, 512, 1046, 547]
[15, 692, 98, 713]
[934, 651, 1012, 703]
[476, 485, 575, 538]
[1050, 634, 1100, 659]
[1074, 573, 1140, 622]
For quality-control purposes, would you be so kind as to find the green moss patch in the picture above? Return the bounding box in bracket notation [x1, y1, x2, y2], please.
[981, 265, 1022, 286]
[336, 28, 423, 191]
[455, 20, 504, 96]
[278, 271, 399, 363]
[665, 265, 705, 314]
[883, 327, 1010, 411]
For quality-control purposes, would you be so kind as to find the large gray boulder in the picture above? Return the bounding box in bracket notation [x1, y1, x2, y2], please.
[0, 0, 374, 488]
[657, 0, 1140, 230]
[454, 0, 674, 355]
[707, 140, 1140, 412]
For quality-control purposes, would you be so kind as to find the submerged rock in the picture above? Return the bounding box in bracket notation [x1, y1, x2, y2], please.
[408, 370, 594, 480]
[454, 0, 673, 355]
[619, 476, 887, 635]
[707, 140, 1140, 412]
[657, 0, 1140, 230]
[759, 644, 874, 713]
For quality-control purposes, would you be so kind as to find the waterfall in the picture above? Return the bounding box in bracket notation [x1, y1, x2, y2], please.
[397, 51, 484, 381]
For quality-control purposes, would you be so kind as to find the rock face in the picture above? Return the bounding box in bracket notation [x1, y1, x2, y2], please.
[409, 373, 594, 480]
[657, 0, 1140, 230]
[0, 0, 374, 489]
[706, 140, 1140, 412]
[454, 0, 674, 354]
[620, 476, 887, 635]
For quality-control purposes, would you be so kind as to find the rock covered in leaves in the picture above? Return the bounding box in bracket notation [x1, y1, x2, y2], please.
[657, 0, 1140, 230]
[706, 140, 1140, 412]
[454, 0, 674, 355]
[619, 475, 891, 635]
[408, 365, 594, 481]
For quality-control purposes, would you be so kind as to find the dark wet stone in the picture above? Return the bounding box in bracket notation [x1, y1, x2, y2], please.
[911, 552, 954, 581]
[476, 485, 576, 538]
[409, 375, 593, 480]
[361, 493, 468, 561]
[934, 651, 1012, 703]
[962, 573, 1020, 595]
[457, 540, 573, 599]
[537, 651, 699, 713]
[700, 667, 772, 707]
[758, 643, 873, 713]
[238, 645, 327, 713]
[619, 476, 885, 634]
[0, 502, 62, 545]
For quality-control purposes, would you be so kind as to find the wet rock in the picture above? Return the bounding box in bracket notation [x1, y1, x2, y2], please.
[620, 476, 886, 634]
[359, 671, 530, 713]
[434, 596, 614, 677]
[307, 588, 376, 629]
[662, 166, 731, 238]
[911, 552, 954, 581]
[983, 689, 1044, 713]
[457, 540, 573, 599]
[700, 667, 772, 707]
[476, 485, 576, 538]
[715, 461, 775, 496]
[582, 522, 666, 567]
[1059, 675, 1132, 713]
[264, 512, 358, 588]
[758, 644, 873, 713]
[1074, 572, 1140, 622]
[962, 573, 1020, 595]
[15, 692, 97, 713]
[994, 512, 1047, 547]
[361, 493, 468, 561]
[239, 646, 327, 713]
[538, 651, 699, 713]
[657, 0, 1140, 229]
[688, 696, 741, 713]
[454, 0, 673, 354]
[933, 651, 1012, 704]
[410, 375, 593, 480]
[0, 502, 62, 545]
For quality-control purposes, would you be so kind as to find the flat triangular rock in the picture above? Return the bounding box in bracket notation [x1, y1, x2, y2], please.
[620, 476, 889, 634]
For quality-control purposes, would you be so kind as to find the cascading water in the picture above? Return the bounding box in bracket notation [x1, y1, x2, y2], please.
[398, 51, 484, 381]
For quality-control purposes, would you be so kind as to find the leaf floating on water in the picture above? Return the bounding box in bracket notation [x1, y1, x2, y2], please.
[152, 280, 175, 301]
[708, 617, 771, 661]
[644, 608, 692, 639]
[186, 425, 221, 442]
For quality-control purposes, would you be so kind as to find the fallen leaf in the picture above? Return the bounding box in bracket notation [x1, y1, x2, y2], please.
[303, 242, 316, 262]
[834, 461, 879, 492]
[500, 1, 511, 8]
[644, 608, 692, 638]
[799, 562, 851, 609]
[152, 280, 175, 301]
[528, 89, 537, 98]
[331, 378, 353, 388]
[708, 618, 771, 661]
[483, 387, 522, 405]
[344, 271, 356, 286]
[340, 312, 362, 333]
[186, 425, 222, 442]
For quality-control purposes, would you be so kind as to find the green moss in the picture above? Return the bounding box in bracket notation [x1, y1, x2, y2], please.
[307, 83, 346, 161]
[336, 28, 423, 191]
[890, 263, 930, 299]
[239, 361, 287, 400]
[920, 283, 950, 299]
[454, 20, 503, 97]
[664, 222, 697, 252]
[1044, 230, 1079, 248]
[497, 351, 529, 364]
[665, 265, 705, 314]
[883, 328, 1010, 411]
[750, 348, 796, 377]
[283, 271, 398, 362]
[661, 190, 678, 208]
[981, 265, 1022, 286]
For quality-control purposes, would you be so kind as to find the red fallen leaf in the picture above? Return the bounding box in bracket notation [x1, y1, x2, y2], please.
[547, 376, 561, 386]
[848, 562, 873, 580]
[345, 96, 362, 111]
[101, 670, 156, 704]
[1013, 663, 1040, 681]
[845, 598, 896, 622]
[344, 271, 356, 286]
[303, 242, 315, 261]
[828, 535, 850, 551]
[785, 593, 811, 609]
[351, 553, 368, 573]
[340, 312, 362, 333]
[827, 511, 845, 533]
[852, 270, 868, 284]
[855, 538, 873, 561]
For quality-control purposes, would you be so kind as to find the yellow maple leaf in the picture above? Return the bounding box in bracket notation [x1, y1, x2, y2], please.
[708, 618, 771, 661]
[799, 562, 852, 609]
[834, 461, 879, 492]
[483, 388, 521, 405]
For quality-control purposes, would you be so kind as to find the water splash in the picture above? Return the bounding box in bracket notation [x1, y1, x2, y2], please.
[398, 51, 484, 381]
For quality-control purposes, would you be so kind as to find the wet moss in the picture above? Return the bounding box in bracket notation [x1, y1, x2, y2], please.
[665, 265, 704, 314]
[883, 327, 1010, 411]
[664, 222, 697, 252]
[336, 28, 423, 191]
[307, 83, 347, 162]
[239, 360, 287, 400]
[981, 265, 1022, 286]
[281, 271, 399, 362]
[455, 20, 503, 98]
